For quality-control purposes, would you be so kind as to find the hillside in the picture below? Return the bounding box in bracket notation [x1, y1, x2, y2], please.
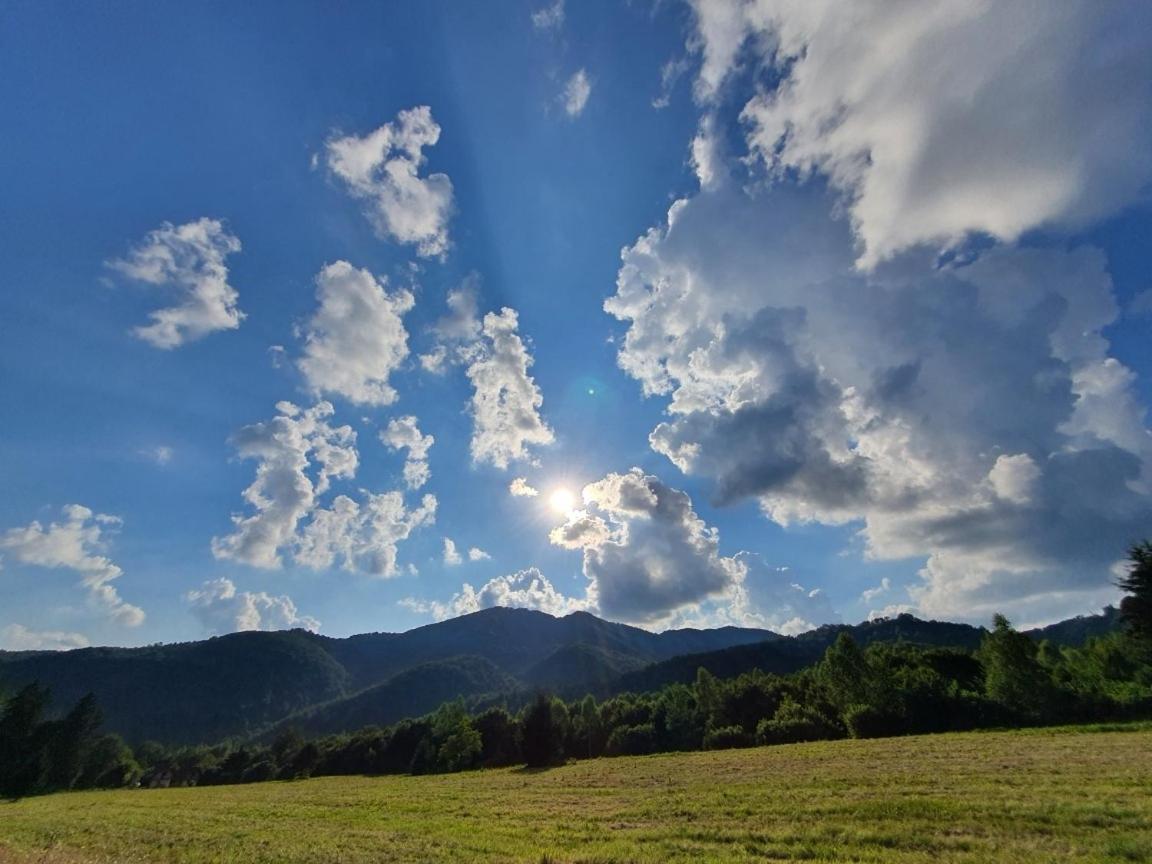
[0, 606, 1120, 745]
[268, 656, 519, 738]
[0, 608, 775, 744]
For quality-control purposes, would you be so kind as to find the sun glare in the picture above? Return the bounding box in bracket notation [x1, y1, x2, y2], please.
[548, 487, 577, 515]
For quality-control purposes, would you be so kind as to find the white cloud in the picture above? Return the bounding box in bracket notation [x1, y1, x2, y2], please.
[687, 0, 1152, 266]
[140, 445, 173, 466]
[509, 477, 539, 497]
[859, 577, 891, 605]
[735, 552, 840, 634]
[212, 401, 358, 569]
[418, 287, 554, 470]
[653, 57, 691, 110]
[549, 468, 745, 624]
[0, 624, 90, 652]
[466, 308, 555, 469]
[606, 166, 1152, 623]
[442, 537, 462, 566]
[380, 415, 434, 490]
[468, 547, 490, 562]
[418, 278, 483, 374]
[0, 505, 144, 627]
[294, 490, 437, 578]
[403, 567, 584, 621]
[531, 0, 564, 31]
[185, 577, 319, 634]
[988, 454, 1041, 505]
[108, 218, 244, 348]
[297, 261, 415, 406]
[326, 106, 454, 258]
[562, 69, 592, 118]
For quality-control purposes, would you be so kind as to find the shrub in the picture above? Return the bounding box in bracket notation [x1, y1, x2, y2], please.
[757, 698, 840, 745]
[702, 725, 752, 751]
[605, 724, 656, 757]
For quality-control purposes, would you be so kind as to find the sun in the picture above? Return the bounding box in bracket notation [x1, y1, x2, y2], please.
[548, 487, 578, 515]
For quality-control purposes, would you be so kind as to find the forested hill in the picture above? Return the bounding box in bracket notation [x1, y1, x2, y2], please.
[0, 606, 1119, 745]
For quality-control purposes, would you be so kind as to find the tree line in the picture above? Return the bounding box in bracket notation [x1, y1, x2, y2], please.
[3, 541, 1151, 796]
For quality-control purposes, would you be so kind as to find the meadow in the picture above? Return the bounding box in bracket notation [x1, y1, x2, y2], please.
[1, 725, 1150, 864]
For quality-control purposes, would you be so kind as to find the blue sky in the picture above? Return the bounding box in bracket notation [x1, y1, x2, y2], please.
[1, 0, 1150, 649]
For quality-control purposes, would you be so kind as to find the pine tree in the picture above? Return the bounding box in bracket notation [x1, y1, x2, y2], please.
[1118, 540, 1152, 645]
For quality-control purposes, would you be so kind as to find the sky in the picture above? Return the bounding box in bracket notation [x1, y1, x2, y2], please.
[1, 0, 1151, 650]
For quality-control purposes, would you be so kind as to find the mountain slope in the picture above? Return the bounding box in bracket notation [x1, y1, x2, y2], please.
[0, 607, 1120, 745]
[268, 655, 520, 738]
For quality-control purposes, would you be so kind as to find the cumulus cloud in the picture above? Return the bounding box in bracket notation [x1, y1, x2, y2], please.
[549, 468, 745, 624]
[380, 415, 434, 490]
[466, 308, 555, 469]
[212, 401, 358, 569]
[606, 166, 1151, 623]
[294, 491, 437, 578]
[509, 477, 539, 497]
[108, 218, 244, 348]
[326, 106, 454, 257]
[687, 0, 1152, 266]
[0, 505, 144, 627]
[185, 577, 319, 634]
[531, 0, 564, 31]
[418, 286, 554, 470]
[468, 547, 490, 562]
[297, 261, 414, 406]
[562, 69, 591, 117]
[442, 537, 462, 566]
[0, 624, 90, 652]
[402, 567, 584, 621]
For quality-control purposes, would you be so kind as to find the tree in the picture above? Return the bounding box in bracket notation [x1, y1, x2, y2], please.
[815, 633, 877, 711]
[43, 693, 102, 791]
[521, 693, 563, 767]
[1118, 541, 1152, 645]
[0, 683, 51, 798]
[978, 614, 1054, 720]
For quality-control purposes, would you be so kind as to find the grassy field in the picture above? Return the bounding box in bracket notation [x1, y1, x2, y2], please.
[1, 725, 1150, 864]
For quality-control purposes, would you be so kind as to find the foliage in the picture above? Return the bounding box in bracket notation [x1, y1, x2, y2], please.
[0, 686, 137, 798]
[1118, 541, 1152, 646]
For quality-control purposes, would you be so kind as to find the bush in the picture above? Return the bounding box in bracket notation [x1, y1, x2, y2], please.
[605, 724, 656, 757]
[756, 698, 840, 745]
[702, 725, 752, 751]
[843, 703, 903, 739]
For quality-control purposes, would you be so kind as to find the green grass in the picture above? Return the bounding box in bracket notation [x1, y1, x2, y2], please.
[2, 725, 1151, 863]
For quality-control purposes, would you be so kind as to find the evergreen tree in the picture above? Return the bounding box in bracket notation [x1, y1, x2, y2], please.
[521, 692, 562, 767]
[0, 683, 51, 798]
[1118, 540, 1152, 645]
[43, 692, 102, 791]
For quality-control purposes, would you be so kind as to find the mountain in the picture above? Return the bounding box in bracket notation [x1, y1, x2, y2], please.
[0, 630, 350, 744]
[608, 610, 1121, 696]
[0, 607, 774, 744]
[0, 606, 1121, 745]
[267, 656, 520, 739]
[1026, 606, 1122, 646]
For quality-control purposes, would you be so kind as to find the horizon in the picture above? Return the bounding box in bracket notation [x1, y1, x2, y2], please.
[2, 1, 1151, 652]
[0, 602, 1117, 654]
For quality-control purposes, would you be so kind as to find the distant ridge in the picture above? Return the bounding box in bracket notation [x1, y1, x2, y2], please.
[0, 605, 1119, 745]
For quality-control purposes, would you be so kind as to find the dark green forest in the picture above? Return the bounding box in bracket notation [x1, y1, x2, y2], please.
[2, 541, 1150, 798]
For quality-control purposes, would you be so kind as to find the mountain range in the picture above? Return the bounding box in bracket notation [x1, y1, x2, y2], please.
[0, 606, 1120, 745]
